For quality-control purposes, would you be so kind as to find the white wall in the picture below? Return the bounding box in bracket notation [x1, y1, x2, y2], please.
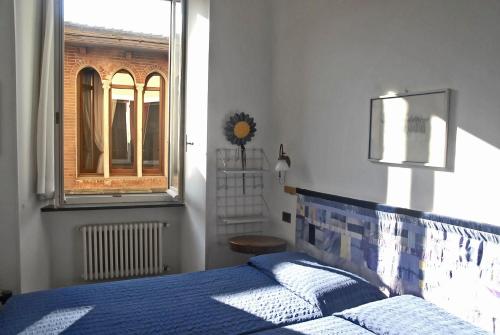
[0, 0, 21, 294]
[15, 0, 52, 293]
[206, 0, 273, 268]
[44, 207, 183, 288]
[268, 0, 500, 244]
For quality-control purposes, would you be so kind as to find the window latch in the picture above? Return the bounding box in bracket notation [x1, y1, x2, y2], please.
[185, 135, 194, 152]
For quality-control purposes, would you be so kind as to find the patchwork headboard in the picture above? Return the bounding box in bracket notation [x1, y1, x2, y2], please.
[295, 189, 500, 334]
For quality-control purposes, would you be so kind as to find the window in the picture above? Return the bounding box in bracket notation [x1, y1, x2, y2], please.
[77, 67, 103, 175]
[59, 0, 184, 204]
[110, 71, 136, 174]
[142, 73, 165, 175]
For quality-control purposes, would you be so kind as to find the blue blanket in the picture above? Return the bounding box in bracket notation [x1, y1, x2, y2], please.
[335, 295, 491, 335]
[253, 315, 374, 335]
[0, 265, 321, 335]
[249, 252, 385, 315]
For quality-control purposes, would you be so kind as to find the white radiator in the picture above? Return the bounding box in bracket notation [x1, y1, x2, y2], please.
[81, 222, 166, 281]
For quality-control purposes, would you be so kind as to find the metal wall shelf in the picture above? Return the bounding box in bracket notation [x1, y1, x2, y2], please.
[220, 169, 268, 174]
[216, 148, 270, 243]
[219, 215, 268, 225]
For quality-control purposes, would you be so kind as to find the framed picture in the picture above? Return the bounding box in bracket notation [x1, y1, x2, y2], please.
[368, 89, 450, 168]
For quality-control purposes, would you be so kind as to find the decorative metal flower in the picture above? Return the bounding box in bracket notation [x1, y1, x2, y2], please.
[224, 112, 256, 146]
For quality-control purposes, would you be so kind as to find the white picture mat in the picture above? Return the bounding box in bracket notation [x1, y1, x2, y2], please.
[369, 90, 450, 168]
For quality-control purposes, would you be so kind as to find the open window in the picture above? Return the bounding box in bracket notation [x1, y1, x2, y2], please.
[58, 0, 184, 205]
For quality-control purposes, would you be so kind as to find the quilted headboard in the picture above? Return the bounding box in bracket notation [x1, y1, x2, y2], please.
[295, 189, 500, 334]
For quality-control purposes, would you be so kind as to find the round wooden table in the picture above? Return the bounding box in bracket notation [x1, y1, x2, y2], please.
[228, 235, 287, 255]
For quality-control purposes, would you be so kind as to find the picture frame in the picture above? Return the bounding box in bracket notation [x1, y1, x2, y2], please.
[368, 89, 451, 168]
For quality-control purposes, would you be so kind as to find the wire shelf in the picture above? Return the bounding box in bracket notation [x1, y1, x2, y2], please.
[218, 215, 268, 224]
[216, 148, 270, 244]
[220, 169, 268, 174]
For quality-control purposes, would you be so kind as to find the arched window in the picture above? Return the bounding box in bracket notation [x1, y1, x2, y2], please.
[110, 70, 136, 174]
[78, 67, 103, 174]
[142, 73, 165, 175]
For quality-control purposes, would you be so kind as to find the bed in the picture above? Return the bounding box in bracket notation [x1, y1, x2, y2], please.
[254, 295, 491, 335]
[0, 252, 384, 335]
[295, 188, 500, 333]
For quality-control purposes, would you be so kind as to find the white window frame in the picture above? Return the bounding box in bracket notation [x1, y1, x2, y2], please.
[54, 0, 186, 207]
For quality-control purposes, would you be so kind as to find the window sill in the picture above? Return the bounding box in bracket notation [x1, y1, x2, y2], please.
[41, 202, 184, 212]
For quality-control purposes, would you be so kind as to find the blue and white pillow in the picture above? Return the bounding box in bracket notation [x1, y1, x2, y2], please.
[249, 252, 385, 315]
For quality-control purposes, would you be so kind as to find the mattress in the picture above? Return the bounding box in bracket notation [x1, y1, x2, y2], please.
[0, 265, 320, 335]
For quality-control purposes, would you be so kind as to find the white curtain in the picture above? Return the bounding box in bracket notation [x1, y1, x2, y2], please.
[94, 73, 104, 174]
[111, 99, 118, 123]
[109, 99, 118, 164]
[142, 103, 150, 144]
[81, 73, 93, 169]
[36, 0, 55, 198]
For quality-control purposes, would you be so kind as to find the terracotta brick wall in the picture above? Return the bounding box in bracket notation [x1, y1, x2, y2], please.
[63, 42, 169, 194]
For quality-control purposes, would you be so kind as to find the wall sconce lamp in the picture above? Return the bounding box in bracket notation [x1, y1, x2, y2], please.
[275, 144, 291, 185]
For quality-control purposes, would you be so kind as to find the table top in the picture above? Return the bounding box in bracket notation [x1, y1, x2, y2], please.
[228, 235, 287, 255]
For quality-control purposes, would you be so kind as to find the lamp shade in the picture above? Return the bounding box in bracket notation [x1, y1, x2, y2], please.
[275, 159, 290, 172]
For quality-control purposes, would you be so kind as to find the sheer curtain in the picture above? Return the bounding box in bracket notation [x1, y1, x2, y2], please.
[110, 99, 118, 163]
[142, 103, 150, 144]
[36, 0, 55, 198]
[93, 72, 104, 174]
[81, 73, 93, 169]
[112, 101, 118, 123]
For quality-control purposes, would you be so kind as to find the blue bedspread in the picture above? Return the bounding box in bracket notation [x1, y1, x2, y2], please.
[253, 315, 374, 335]
[0, 265, 321, 335]
[335, 295, 491, 335]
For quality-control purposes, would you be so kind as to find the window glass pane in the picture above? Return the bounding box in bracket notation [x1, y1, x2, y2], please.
[112, 72, 135, 86]
[78, 67, 103, 174]
[111, 72, 135, 171]
[169, 0, 184, 193]
[62, 0, 179, 200]
[146, 75, 161, 89]
[143, 102, 160, 167]
[112, 88, 135, 101]
[111, 100, 135, 167]
[143, 74, 163, 172]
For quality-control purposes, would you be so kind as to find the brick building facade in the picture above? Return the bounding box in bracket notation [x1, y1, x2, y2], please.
[63, 23, 169, 194]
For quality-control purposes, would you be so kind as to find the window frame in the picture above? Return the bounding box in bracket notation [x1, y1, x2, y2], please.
[54, 0, 186, 207]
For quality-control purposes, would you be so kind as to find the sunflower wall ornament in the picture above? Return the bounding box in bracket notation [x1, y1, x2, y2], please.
[224, 112, 257, 193]
[224, 112, 256, 146]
